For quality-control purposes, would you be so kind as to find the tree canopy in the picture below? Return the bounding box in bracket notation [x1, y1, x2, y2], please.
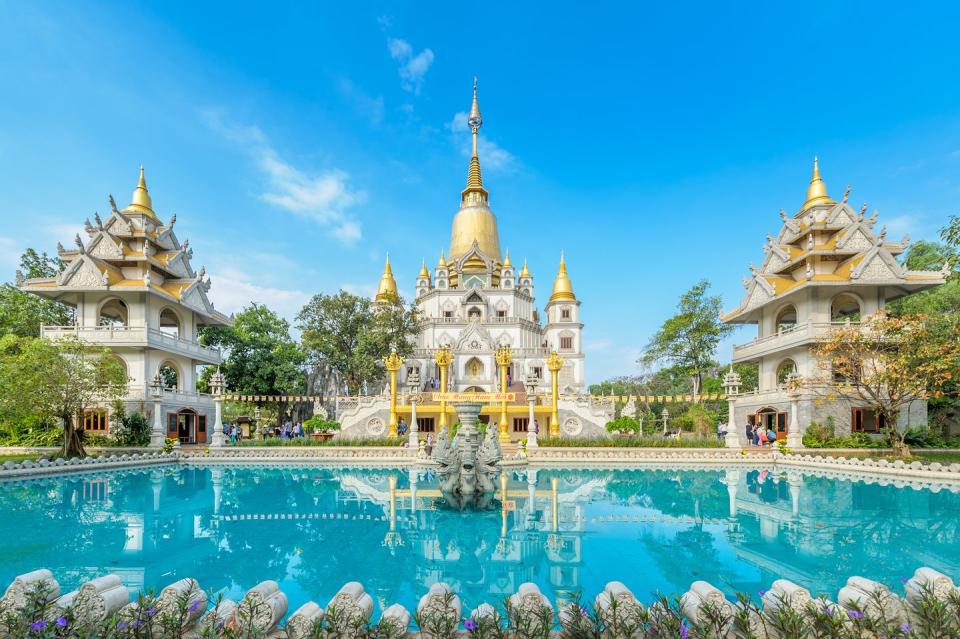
[0, 335, 127, 456]
[0, 249, 72, 337]
[297, 291, 420, 395]
[639, 280, 734, 397]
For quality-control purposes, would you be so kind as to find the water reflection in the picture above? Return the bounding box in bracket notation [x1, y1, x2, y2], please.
[1, 465, 959, 615]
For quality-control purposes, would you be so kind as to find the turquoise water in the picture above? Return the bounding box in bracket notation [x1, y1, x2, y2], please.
[1, 465, 959, 616]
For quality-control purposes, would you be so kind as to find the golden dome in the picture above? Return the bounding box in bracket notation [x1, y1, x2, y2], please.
[550, 252, 576, 302]
[801, 156, 834, 210]
[375, 254, 399, 302]
[450, 79, 501, 262]
[418, 260, 430, 279]
[125, 166, 157, 218]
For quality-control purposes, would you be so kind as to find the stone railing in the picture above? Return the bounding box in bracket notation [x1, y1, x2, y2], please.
[0, 451, 178, 479]
[1, 566, 957, 637]
[41, 325, 221, 364]
[182, 447, 417, 466]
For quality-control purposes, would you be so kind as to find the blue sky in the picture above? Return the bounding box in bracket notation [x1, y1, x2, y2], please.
[2, 1, 959, 383]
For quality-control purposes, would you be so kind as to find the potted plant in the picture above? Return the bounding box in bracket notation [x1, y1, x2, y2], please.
[304, 415, 341, 440]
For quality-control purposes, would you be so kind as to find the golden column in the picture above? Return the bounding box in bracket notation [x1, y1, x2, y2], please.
[546, 351, 564, 437]
[434, 347, 453, 429]
[384, 350, 404, 438]
[495, 345, 513, 443]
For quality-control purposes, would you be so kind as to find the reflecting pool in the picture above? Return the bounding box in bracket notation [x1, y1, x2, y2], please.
[1, 465, 959, 615]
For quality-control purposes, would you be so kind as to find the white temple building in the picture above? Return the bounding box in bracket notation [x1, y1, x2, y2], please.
[722, 159, 947, 441]
[20, 168, 231, 444]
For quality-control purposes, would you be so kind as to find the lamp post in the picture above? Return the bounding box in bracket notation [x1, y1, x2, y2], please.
[722, 367, 743, 449]
[407, 369, 421, 448]
[661, 407, 670, 436]
[495, 345, 513, 443]
[785, 372, 804, 449]
[546, 351, 564, 437]
[210, 367, 226, 447]
[525, 372, 539, 448]
[149, 372, 166, 448]
[254, 405, 261, 439]
[384, 349, 404, 438]
[434, 347, 453, 430]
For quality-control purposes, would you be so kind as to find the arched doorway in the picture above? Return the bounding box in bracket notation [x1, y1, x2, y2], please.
[159, 308, 181, 338]
[167, 408, 207, 445]
[98, 298, 128, 327]
[158, 361, 180, 390]
[776, 305, 797, 332]
[831, 294, 861, 322]
[754, 406, 787, 441]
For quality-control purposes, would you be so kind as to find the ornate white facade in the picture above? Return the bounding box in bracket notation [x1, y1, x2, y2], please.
[21, 168, 231, 444]
[722, 159, 946, 441]
[377, 82, 586, 395]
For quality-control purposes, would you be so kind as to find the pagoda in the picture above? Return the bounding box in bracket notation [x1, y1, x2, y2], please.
[20, 168, 231, 444]
[722, 159, 947, 443]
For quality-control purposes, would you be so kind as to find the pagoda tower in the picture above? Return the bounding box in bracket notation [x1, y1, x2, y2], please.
[21, 167, 231, 444]
[722, 159, 946, 443]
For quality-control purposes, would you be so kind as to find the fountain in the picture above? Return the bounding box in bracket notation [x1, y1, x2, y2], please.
[430, 402, 503, 510]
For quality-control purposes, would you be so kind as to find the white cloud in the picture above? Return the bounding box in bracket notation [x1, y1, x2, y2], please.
[340, 282, 377, 299]
[387, 37, 434, 94]
[202, 111, 364, 244]
[208, 266, 310, 320]
[446, 111, 516, 171]
[881, 213, 925, 239]
[584, 338, 613, 353]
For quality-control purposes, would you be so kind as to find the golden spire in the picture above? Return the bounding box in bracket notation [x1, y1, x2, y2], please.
[550, 252, 576, 302]
[375, 254, 399, 302]
[801, 156, 834, 210]
[519, 259, 531, 279]
[418, 259, 430, 279]
[437, 249, 447, 270]
[461, 76, 488, 202]
[502, 249, 513, 269]
[126, 165, 157, 218]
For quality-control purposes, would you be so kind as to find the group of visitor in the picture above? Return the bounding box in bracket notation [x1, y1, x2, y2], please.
[274, 421, 305, 439]
[746, 421, 778, 446]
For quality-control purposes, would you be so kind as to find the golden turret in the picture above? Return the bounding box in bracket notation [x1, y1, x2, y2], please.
[126, 166, 157, 218]
[550, 252, 577, 302]
[519, 259, 531, 279]
[450, 77, 501, 262]
[801, 156, 834, 210]
[375, 254, 399, 303]
[437, 249, 448, 270]
[502, 250, 513, 269]
[418, 260, 430, 279]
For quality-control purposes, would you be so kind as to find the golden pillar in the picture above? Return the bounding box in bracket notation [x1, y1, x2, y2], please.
[495, 345, 513, 442]
[384, 350, 403, 437]
[434, 347, 453, 429]
[547, 351, 564, 437]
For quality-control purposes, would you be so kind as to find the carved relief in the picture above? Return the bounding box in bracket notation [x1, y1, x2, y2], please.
[366, 417, 386, 436]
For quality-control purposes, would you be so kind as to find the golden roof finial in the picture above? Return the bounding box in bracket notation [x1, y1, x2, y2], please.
[127, 165, 157, 218]
[462, 77, 488, 203]
[550, 251, 576, 302]
[375, 253, 399, 302]
[437, 249, 447, 269]
[418, 259, 430, 279]
[801, 156, 834, 210]
[519, 258, 531, 279]
[502, 249, 512, 269]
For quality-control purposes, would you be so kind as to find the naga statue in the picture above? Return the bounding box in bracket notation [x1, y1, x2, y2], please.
[431, 402, 503, 510]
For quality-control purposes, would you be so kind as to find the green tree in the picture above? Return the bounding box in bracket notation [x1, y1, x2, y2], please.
[888, 240, 959, 317]
[0, 249, 72, 337]
[0, 335, 127, 457]
[640, 280, 734, 397]
[297, 290, 420, 395]
[199, 304, 306, 423]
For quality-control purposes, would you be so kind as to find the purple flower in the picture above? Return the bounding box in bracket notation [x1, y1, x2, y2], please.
[463, 618, 479, 632]
[131, 620, 144, 629]
[680, 621, 689, 639]
[900, 622, 911, 634]
[55, 616, 68, 628]
[146, 606, 157, 618]
[117, 621, 128, 630]
[580, 606, 589, 616]
[847, 609, 864, 620]
[29, 620, 48, 631]
[188, 599, 202, 613]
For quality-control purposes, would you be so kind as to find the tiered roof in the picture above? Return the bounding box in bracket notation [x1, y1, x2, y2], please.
[723, 159, 947, 323]
[21, 167, 230, 325]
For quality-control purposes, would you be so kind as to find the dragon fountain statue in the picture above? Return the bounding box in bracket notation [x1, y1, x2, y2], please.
[431, 402, 503, 510]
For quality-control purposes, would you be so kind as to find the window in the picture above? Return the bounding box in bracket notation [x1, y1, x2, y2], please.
[513, 417, 529, 433]
[417, 417, 435, 433]
[83, 410, 108, 432]
[496, 310, 506, 318]
[443, 310, 453, 318]
[197, 415, 207, 436]
[561, 308, 571, 320]
[852, 408, 886, 433]
[560, 336, 573, 350]
[533, 366, 543, 379]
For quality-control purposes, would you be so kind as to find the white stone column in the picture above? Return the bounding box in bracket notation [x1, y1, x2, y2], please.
[409, 396, 419, 448]
[150, 375, 166, 448]
[210, 369, 227, 447]
[525, 373, 539, 448]
[786, 373, 804, 449]
[409, 468, 419, 514]
[527, 469, 539, 526]
[723, 368, 742, 449]
[787, 472, 803, 517]
[151, 470, 163, 512]
[212, 467, 223, 515]
[723, 469, 740, 518]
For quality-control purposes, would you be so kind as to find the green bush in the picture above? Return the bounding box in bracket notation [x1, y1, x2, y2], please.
[605, 415, 641, 434]
[676, 404, 718, 437]
[802, 422, 885, 449]
[537, 437, 722, 448]
[303, 415, 341, 432]
[0, 415, 60, 446]
[111, 412, 150, 447]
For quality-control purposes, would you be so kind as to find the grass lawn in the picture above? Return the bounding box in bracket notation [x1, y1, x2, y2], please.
[0, 453, 42, 463]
